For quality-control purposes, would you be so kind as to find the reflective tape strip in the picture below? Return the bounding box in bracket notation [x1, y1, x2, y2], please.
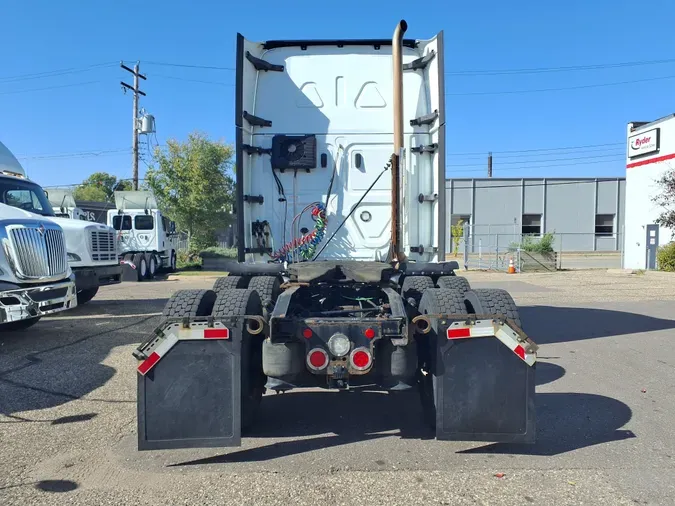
[445, 320, 536, 366]
[137, 333, 178, 375]
[447, 323, 497, 339]
[180, 327, 230, 340]
[495, 327, 536, 366]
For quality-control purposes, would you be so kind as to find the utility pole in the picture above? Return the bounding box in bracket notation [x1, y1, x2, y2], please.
[487, 151, 493, 178]
[120, 61, 146, 190]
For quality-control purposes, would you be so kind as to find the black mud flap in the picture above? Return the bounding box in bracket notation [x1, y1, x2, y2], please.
[121, 259, 138, 282]
[137, 327, 242, 450]
[434, 332, 535, 444]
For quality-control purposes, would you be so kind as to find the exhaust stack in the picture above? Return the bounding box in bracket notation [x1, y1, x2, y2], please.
[391, 20, 407, 262]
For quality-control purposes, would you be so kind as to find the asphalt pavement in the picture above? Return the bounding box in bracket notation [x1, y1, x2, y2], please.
[1, 270, 674, 505]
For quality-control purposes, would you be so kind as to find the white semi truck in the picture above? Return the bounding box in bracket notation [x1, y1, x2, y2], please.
[134, 20, 538, 451]
[108, 190, 179, 281]
[0, 142, 78, 330]
[45, 187, 88, 220]
[0, 142, 122, 306]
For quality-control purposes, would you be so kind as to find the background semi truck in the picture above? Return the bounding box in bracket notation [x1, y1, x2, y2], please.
[108, 190, 179, 281]
[134, 20, 537, 450]
[0, 142, 122, 306]
[0, 142, 78, 330]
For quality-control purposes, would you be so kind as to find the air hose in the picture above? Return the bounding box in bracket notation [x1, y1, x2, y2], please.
[271, 202, 327, 263]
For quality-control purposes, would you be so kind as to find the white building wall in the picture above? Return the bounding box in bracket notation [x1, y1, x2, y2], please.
[624, 114, 675, 269]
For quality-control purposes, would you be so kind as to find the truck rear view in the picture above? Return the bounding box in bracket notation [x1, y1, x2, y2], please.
[134, 20, 537, 450]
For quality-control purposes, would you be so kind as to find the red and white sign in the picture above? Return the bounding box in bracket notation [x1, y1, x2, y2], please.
[628, 128, 660, 158]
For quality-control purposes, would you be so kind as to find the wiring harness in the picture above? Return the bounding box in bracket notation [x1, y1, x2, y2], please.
[271, 202, 327, 263]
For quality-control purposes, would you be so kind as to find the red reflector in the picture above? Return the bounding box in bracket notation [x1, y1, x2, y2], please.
[302, 328, 313, 339]
[309, 350, 327, 368]
[447, 328, 471, 339]
[204, 328, 229, 339]
[364, 328, 375, 339]
[138, 352, 160, 375]
[514, 345, 526, 360]
[352, 350, 370, 368]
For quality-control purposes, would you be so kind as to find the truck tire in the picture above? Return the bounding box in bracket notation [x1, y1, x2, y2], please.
[77, 286, 99, 305]
[213, 276, 246, 294]
[247, 275, 281, 315]
[417, 288, 468, 430]
[161, 289, 218, 321]
[146, 253, 157, 279]
[133, 253, 147, 282]
[401, 276, 434, 308]
[211, 289, 265, 431]
[436, 276, 471, 294]
[1, 317, 41, 331]
[464, 288, 522, 329]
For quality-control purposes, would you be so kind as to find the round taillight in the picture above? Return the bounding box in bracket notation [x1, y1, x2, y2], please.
[350, 347, 372, 371]
[302, 328, 313, 339]
[307, 348, 328, 371]
[364, 328, 375, 339]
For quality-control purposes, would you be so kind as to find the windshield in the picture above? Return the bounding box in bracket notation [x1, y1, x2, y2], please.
[0, 177, 54, 216]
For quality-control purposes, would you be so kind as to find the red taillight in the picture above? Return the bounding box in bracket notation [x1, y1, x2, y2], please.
[514, 344, 526, 360]
[302, 328, 313, 339]
[307, 348, 328, 371]
[364, 328, 375, 339]
[350, 347, 372, 371]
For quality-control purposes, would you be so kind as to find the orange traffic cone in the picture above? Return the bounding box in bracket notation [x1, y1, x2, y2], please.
[508, 257, 516, 274]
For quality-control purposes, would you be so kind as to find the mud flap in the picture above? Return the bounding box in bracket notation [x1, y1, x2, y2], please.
[120, 258, 138, 282]
[136, 322, 242, 450]
[434, 320, 536, 443]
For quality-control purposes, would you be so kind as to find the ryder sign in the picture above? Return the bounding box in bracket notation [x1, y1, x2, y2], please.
[628, 128, 660, 158]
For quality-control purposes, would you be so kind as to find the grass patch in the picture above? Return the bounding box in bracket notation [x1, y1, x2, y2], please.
[199, 246, 237, 259]
[173, 270, 227, 277]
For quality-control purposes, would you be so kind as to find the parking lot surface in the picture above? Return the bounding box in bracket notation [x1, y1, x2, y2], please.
[1, 269, 675, 505]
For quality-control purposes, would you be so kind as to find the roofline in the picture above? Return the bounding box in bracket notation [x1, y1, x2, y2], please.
[628, 113, 675, 131]
[445, 177, 625, 182]
[262, 38, 418, 50]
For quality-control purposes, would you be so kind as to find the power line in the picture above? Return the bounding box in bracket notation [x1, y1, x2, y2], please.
[446, 57, 675, 76]
[144, 61, 234, 71]
[151, 74, 234, 86]
[450, 147, 626, 162]
[446, 157, 625, 173]
[17, 148, 131, 160]
[446, 141, 624, 157]
[446, 153, 625, 168]
[446, 74, 675, 96]
[0, 81, 103, 95]
[0, 62, 116, 83]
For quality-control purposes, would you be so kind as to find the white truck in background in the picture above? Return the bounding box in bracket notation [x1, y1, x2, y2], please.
[46, 187, 88, 220]
[108, 190, 179, 281]
[0, 141, 78, 330]
[0, 143, 122, 306]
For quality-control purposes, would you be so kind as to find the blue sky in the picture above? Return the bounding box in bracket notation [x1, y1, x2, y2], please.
[2, 0, 675, 188]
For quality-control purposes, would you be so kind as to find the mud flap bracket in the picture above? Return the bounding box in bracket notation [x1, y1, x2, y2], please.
[136, 320, 242, 450]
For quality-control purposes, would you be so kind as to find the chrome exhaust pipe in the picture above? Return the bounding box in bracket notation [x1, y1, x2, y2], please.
[391, 19, 408, 263]
[393, 19, 407, 155]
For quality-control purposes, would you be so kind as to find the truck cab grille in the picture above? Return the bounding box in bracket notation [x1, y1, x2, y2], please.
[8, 225, 68, 280]
[90, 230, 117, 261]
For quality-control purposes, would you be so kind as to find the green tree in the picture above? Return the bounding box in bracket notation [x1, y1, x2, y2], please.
[145, 131, 235, 249]
[451, 219, 464, 257]
[73, 172, 132, 201]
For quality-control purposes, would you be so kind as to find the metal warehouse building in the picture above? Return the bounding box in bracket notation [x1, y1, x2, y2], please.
[445, 177, 626, 254]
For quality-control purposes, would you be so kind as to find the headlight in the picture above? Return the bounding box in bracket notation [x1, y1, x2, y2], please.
[327, 333, 351, 357]
[67, 253, 81, 262]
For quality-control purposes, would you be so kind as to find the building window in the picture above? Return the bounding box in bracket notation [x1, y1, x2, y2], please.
[522, 214, 542, 236]
[595, 214, 614, 237]
[451, 214, 470, 227]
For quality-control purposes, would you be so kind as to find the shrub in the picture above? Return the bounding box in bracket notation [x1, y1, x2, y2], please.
[657, 242, 675, 272]
[509, 232, 555, 255]
[177, 249, 202, 270]
[199, 246, 237, 259]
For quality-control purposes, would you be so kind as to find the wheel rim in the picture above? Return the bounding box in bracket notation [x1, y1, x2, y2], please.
[141, 259, 147, 277]
[150, 257, 156, 274]
[172, 254, 176, 269]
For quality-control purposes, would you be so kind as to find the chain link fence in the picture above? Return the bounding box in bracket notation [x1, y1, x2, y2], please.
[448, 224, 624, 272]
